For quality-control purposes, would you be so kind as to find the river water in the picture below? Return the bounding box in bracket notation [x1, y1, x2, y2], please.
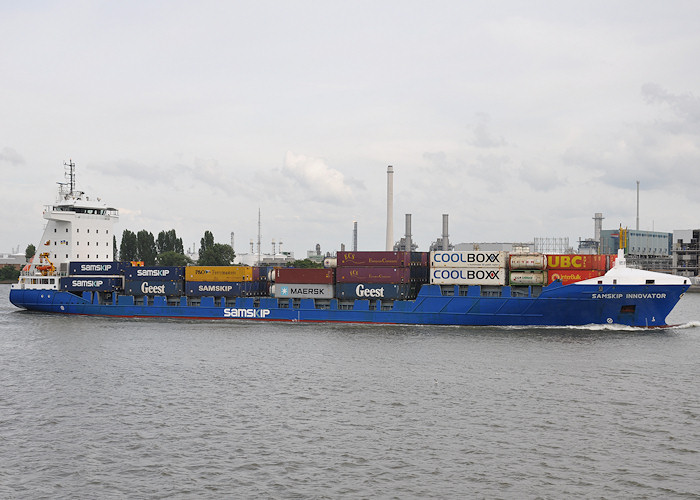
[1, 283, 699, 499]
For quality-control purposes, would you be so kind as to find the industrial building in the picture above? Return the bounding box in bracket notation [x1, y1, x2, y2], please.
[672, 229, 700, 278]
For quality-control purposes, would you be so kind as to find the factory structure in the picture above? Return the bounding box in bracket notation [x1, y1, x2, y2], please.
[83, 166, 694, 281]
[224, 167, 699, 279]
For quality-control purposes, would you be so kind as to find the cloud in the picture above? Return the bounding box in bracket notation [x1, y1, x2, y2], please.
[281, 151, 355, 204]
[642, 83, 700, 124]
[467, 113, 507, 148]
[0, 147, 25, 165]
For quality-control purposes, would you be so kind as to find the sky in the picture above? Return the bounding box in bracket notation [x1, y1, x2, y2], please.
[2, 1, 700, 258]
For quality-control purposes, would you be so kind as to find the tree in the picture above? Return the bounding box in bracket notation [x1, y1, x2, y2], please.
[288, 259, 323, 268]
[157, 251, 193, 267]
[197, 230, 235, 265]
[136, 230, 157, 265]
[0, 265, 20, 281]
[199, 230, 215, 261]
[120, 230, 138, 262]
[157, 229, 184, 254]
[25, 244, 35, 261]
[113, 235, 118, 260]
[198, 244, 236, 266]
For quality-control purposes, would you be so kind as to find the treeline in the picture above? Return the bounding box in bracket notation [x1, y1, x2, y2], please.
[118, 229, 235, 266]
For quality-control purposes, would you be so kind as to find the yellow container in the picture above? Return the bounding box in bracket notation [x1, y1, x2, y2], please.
[186, 266, 253, 282]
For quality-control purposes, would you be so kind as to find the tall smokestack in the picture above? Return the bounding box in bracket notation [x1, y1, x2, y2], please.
[593, 213, 604, 244]
[405, 214, 412, 252]
[386, 166, 394, 251]
[441, 214, 449, 251]
[636, 180, 640, 230]
[353, 221, 358, 251]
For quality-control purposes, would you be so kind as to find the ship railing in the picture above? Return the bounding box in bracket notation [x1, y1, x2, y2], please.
[18, 269, 69, 277]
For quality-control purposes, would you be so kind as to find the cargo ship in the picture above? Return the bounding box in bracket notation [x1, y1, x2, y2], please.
[9, 162, 691, 327]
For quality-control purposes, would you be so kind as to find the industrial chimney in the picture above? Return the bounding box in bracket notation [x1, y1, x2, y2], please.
[386, 166, 394, 251]
[353, 221, 358, 251]
[441, 214, 449, 251]
[405, 214, 412, 252]
[593, 213, 604, 244]
[636, 180, 640, 230]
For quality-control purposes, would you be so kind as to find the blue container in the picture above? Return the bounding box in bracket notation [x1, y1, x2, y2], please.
[69, 261, 123, 276]
[251, 281, 270, 296]
[60, 276, 121, 292]
[124, 279, 184, 296]
[125, 266, 185, 281]
[185, 281, 250, 297]
[335, 283, 414, 300]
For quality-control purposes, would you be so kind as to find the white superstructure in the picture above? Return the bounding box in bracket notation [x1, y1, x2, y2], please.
[13, 160, 119, 290]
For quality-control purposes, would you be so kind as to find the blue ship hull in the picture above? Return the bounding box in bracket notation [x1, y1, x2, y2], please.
[9, 282, 689, 327]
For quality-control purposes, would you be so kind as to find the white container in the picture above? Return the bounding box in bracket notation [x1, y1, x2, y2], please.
[429, 267, 506, 285]
[270, 283, 335, 299]
[430, 251, 507, 268]
[509, 271, 547, 285]
[509, 254, 546, 270]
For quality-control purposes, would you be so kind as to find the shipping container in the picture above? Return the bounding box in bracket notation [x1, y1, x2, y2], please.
[250, 280, 270, 296]
[547, 269, 605, 285]
[509, 254, 546, 270]
[60, 276, 121, 292]
[69, 261, 123, 276]
[185, 281, 251, 297]
[335, 282, 414, 300]
[274, 267, 335, 284]
[430, 251, 508, 268]
[336, 251, 411, 267]
[546, 254, 607, 271]
[410, 265, 430, 283]
[430, 267, 506, 286]
[271, 283, 335, 299]
[411, 252, 429, 266]
[125, 266, 185, 280]
[509, 271, 547, 285]
[124, 279, 184, 296]
[185, 266, 252, 282]
[336, 267, 411, 283]
[607, 254, 618, 270]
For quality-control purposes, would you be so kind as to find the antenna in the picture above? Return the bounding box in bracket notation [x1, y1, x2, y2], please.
[58, 159, 77, 197]
[257, 208, 262, 266]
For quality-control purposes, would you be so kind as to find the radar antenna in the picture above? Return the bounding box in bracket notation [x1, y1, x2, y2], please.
[58, 159, 77, 198]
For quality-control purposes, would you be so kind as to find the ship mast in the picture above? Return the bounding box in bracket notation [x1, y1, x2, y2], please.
[58, 159, 77, 198]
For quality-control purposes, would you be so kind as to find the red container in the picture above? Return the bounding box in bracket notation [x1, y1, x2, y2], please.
[274, 267, 335, 284]
[336, 251, 411, 267]
[335, 267, 411, 283]
[546, 254, 606, 271]
[547, 269, 605, 285]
